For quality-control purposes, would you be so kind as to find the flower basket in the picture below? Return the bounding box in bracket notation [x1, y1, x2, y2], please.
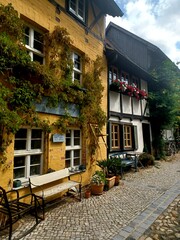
[110, 80, 148, 100]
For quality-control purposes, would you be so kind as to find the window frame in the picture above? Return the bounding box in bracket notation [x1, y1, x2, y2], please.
[14, 128, 44, 181]
[65, 129, 82, 169]
[72, 52, 82, 83]
[24, 25, 45, 64]
[109, 66, 118, 84]
[124, 125, 133, 149]
[111, 124, 120, 150]
[68, 0, 86, 22]
[121, 71, 130, 84]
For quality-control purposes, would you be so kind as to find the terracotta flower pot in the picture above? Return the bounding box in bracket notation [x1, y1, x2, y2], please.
[84, 190, 91, 198]
[114, 175, 120, 186]
[91, 184, 104, 195]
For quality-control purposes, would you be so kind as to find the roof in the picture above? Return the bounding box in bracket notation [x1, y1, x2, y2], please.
[106, 22, 170, 73]
[95, 0, 123, 17]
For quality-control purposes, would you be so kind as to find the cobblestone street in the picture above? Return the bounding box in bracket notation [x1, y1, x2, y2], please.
[1, 155, 180, 240]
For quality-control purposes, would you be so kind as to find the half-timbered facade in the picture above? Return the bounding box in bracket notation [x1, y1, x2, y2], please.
[105, 23, 152, 155]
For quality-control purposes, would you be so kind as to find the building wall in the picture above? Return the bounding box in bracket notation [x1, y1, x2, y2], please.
[0, 0, 108, 190]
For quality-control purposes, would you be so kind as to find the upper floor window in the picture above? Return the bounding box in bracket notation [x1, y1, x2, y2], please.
[72, 52, 82, 83]
[24, 26, 44, 64]
[69, 0, 85, 22]
[109, 67, 118, 84]
[121, 71, 129, 84]
[131, 76, 139, 88]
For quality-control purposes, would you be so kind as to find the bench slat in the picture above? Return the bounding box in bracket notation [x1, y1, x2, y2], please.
[30, 168, 69, 187]
[34, 180, 79, 198]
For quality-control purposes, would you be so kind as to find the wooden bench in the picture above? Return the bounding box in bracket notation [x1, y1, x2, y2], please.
[29, 168, 82, 217]
[109, 152, 138, 177]
[0, 186, 42, 240]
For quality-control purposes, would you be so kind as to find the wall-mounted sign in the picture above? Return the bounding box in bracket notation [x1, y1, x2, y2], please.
[52, 134, 65, 143]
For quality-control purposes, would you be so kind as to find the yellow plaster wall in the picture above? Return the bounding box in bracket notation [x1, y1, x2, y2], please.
[0, 0, 108, 191]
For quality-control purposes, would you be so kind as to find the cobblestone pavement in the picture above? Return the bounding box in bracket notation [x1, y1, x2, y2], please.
[1, 154, 180, 240]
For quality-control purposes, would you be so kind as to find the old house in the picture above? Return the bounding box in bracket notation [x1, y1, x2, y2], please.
[0, 1, 123, 193]
[105, 22, 153, 155]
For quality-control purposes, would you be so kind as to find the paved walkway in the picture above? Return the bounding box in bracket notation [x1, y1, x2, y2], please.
[1, 155, 180, 240]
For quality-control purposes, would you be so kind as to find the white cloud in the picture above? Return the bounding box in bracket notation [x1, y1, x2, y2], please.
[106, 0, 180, 66]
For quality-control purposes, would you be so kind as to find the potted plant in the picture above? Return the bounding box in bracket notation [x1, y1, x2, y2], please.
[91, 170, 106, 195]
[97, 159, 116, 190]
[110, 158, 122, 186]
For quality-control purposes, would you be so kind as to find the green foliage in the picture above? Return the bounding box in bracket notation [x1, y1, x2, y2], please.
[91, 170, 106, 185]
[138, 153, 155, 166]
[149, 60, 180, 158]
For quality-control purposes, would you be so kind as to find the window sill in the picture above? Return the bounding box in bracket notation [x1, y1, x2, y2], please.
[12, 181, 29, 190]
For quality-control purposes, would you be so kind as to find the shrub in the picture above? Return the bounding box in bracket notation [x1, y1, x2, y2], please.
[139, 153, 155, 167]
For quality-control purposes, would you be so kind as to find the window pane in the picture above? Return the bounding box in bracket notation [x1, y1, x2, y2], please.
[78, 0, 84, 18]
[32, 129, 42, 138]
[24, 27, 30, 45]
[33, 54, 44, 64]
[14, 168, 25, 179]
[30, 165, 40, 176]
[14, 140, 26, 150]
[74, 130, 80, 145]
[15, 129, 27, 138]
[30, 155, 41, 165]
[74, 149, 80, 165]
[70, 0, 76, 12]
[66, 130, 71, 146]
[14, 156, 25, 179]
[74, 53, 81, 70]
[74, 72, 81, 82]
[31, 140, 41, 149]
[14, 156, 25, 167]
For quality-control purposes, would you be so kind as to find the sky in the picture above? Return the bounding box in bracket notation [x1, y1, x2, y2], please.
[106, 0, 180, 66]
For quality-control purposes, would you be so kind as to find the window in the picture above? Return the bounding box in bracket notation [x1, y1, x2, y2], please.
[109, 67, 118, 84]
[69, 0, 85, 22]
[14, 129, 43, 180]
[65, 129, 81, 168]
[121, 71, 129, 84]
[24, 26, 44, 64]
[111, 124, 120, 149]
[110, 123, 137, 151]
[131, 76, 139, 88]
[72, 52, 82, 83]
[124, 125, 132, 148]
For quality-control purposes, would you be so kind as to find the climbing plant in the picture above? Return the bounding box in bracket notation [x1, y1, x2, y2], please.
[0, 3, 106, 167]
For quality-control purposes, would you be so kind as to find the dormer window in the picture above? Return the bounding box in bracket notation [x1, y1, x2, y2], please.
[68, 0, 85, 22]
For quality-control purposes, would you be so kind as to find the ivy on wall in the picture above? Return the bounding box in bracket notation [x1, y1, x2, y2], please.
[0, 4, 106, 167]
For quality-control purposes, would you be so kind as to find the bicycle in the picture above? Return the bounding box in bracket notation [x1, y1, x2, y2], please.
[165, 140, 176, 156]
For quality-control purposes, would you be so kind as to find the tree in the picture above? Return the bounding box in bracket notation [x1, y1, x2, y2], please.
[148, 60, 180, 158]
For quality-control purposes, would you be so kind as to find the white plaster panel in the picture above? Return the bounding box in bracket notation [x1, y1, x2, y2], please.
[110, 92, 120, 112]
[133, 98, 141, 115]
[122, 95, 132, 114]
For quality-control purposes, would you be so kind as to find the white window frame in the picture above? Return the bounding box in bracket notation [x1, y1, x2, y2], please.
[65, 129, 82, 169]
[69, 0, 85, 22]
[24, 25, 44, 64]
[72, 52, 82, 83]
[14, 128, 44, 181]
